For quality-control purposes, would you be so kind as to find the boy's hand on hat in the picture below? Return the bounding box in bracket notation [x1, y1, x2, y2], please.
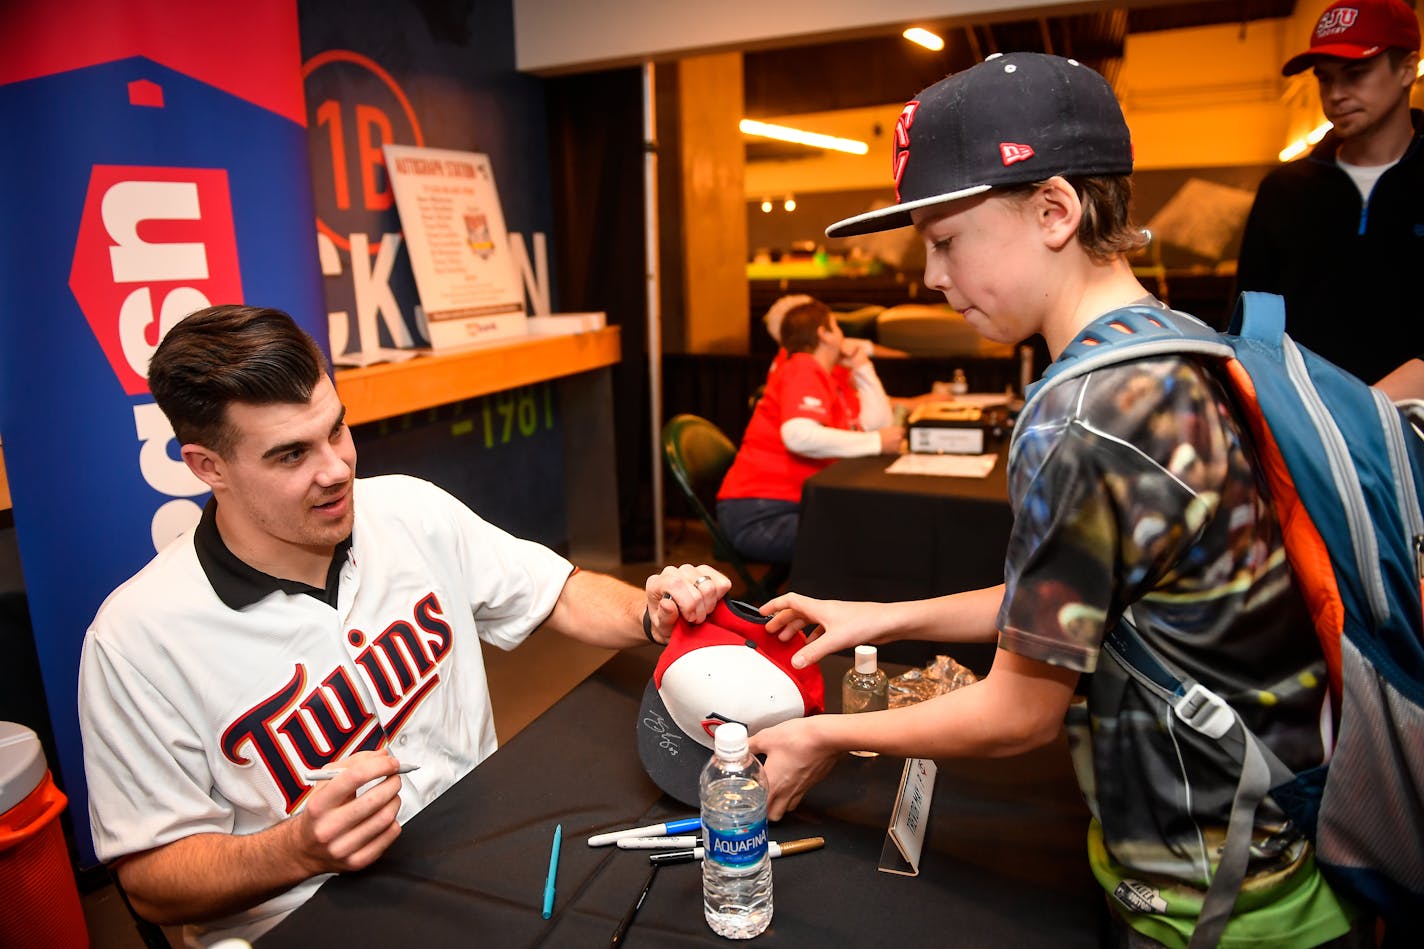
[645, 564, 730, 640]
[761, 593, 890, 670]
[749, 718, 836, 821]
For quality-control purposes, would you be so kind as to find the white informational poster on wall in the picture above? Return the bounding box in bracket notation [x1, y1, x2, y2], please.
[382, 144, 526, 350]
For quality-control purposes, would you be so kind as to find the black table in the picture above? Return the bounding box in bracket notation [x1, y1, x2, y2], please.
[789, 454, 1013, 671]
[261, 648, 1100, 948]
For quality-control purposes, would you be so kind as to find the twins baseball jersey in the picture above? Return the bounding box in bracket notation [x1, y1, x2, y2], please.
[77, 474, 573, 945]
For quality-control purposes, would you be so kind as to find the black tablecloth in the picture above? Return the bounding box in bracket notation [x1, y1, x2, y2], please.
[789, 454, 1013, 671]
[260, 648, 1099, 947]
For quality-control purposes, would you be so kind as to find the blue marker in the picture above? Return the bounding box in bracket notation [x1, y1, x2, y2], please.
[587, 817, 701, 847]
[542, 823, 561, 919]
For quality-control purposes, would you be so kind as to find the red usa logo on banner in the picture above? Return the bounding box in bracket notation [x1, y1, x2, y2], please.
[69, 165, 243, 396]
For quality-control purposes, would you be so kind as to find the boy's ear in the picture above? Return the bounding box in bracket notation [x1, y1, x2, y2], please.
[1034, 176, 1082, 251]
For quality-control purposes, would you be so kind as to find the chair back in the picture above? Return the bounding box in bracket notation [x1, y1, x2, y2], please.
[876, 304, 1012, 357]
[662, 414, 736, 526]
[661, 414, 789, 600]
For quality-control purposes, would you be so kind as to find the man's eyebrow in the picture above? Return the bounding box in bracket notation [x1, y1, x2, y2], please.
[261, 437, 311, 461]
[260, 406, 347, 461]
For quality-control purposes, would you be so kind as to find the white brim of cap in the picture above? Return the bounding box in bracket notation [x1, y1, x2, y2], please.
[825, 184, 992, 238]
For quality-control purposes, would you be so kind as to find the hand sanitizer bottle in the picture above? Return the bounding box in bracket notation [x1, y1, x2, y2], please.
[842, 645, 888, 757]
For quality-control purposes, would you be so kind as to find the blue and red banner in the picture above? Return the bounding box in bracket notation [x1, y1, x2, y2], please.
[0, 0, 324, 864]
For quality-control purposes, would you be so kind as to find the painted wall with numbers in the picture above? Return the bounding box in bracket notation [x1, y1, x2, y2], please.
[297, 0, 571, 547]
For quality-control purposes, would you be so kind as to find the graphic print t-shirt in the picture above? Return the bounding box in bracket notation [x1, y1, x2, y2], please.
[998, 349, 1330, 893]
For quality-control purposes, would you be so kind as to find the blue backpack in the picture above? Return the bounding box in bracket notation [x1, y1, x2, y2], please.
[1020, 292, 1424, 946]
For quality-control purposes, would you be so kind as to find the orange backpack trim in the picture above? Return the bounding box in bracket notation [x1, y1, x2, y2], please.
[1224, 359, 1344, 706]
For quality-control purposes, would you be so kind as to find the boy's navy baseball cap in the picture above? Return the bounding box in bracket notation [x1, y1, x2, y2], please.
[636, 598, 824, 807]
[826, 52, 1133, 239]
[1282, 0, 1421, 75]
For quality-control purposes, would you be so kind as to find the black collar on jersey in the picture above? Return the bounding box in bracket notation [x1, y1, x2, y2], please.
[194, 497, 352, 610]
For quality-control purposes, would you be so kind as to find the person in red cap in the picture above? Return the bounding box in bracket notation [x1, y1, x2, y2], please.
[1237, 0, 1423, 396]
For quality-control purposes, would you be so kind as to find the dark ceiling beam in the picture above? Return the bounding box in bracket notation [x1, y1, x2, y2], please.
[743, 1, 1296, 118]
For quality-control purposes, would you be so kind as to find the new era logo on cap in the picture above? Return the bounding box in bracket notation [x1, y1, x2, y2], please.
[1000, 143, 1036, 166]
[1282, 0, 1421, 75]
[636, 598, 824, 806]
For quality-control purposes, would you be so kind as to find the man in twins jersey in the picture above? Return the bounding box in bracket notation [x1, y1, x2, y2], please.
[77, 305, 731, 946]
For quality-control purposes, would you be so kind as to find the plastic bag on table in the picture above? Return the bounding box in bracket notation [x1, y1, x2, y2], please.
[887, 654, 979, 708]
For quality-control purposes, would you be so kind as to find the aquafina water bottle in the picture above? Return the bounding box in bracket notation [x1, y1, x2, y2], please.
[699, 721, 772, 938]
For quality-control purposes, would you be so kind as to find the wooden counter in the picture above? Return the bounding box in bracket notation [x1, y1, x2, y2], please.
[0, 327, 622, 513]
[335, 326, 621, 425]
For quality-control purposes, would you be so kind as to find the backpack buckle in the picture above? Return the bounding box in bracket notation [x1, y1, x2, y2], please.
[1174, 683, 1235, 739]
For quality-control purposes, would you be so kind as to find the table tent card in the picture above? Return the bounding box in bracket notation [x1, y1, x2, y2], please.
[383, 144, 526, 351]
[879, 757, 937, 876]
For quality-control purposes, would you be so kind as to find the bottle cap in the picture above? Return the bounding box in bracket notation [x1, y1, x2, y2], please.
[713, 721, 749, 759]
[854, 645, 878, 674]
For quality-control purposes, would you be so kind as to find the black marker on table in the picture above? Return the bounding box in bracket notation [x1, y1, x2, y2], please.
[608, 863, 660, 947]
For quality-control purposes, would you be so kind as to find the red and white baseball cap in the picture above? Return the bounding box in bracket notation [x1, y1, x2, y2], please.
[1282, 0, 1421, 75]
[636, 598, 824, 806]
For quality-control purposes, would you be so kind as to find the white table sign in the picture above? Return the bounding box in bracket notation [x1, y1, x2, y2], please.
[383, 144, 526, 350]
[878, 757, 937, 876]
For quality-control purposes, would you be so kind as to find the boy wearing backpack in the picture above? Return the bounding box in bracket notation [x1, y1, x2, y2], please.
[749, 53, 1368, 947]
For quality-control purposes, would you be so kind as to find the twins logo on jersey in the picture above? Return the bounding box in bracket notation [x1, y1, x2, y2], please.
[221, 591, 453, 810]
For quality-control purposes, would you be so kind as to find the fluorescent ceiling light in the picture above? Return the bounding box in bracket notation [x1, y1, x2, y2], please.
[739, 118, 869, 155]
[903, 27, 944, 51]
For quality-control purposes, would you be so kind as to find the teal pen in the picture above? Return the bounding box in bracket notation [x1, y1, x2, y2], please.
[542, 823, 562, 919]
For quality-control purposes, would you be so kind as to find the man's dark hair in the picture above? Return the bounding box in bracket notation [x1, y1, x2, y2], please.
[147, 305, 329, 455]
[779, 299, 832, 354]
[1385, 47, 1418, 71]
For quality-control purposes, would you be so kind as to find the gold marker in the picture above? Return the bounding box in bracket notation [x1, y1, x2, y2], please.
[648, 835, 825, 866]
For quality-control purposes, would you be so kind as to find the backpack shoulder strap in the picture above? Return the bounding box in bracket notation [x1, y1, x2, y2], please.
[1012, 305, 1233, 459]
[1227, 290, 1286, 342]
[1102, 617, 1296, 949]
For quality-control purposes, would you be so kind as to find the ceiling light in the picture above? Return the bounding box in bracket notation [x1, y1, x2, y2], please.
[783, 197, 797, 212]
[739, 119, 869, 155]
[761, 199, 773, 213]
[903, 27, 944, 51]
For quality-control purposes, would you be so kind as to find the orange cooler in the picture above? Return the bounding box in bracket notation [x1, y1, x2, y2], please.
[0, 721, 88, 948]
